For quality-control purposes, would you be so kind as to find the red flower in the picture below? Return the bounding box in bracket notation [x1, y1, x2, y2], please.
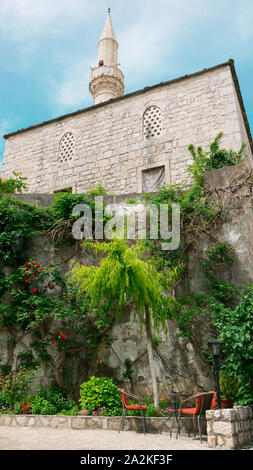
[66, 295, 69, 299]
[49, 284, 54, 289]
[25, 279, 30, 284]
[33, 288, 38, 294]
[55, 330, 59, 334]
[66, 332, 70, 336]
[52, 340, 55, 344]
[25, 267, 29, 272]
[25, 262, 29, 266]
[44, 286, 47, 289]
[97, 360, 101, 364]
[36, 264, 40, 268]
[40, 268, 44, 271]
[57, 345, 60, 349]
[76, 306, 80, 310]
[32, 262, 36, 265]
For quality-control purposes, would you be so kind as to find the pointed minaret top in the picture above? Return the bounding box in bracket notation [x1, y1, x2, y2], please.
[99, 8, 117, 43]
[89, 9, 124, 104]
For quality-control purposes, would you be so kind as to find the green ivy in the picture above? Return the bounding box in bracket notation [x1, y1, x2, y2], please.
[210, 287, 253, 405]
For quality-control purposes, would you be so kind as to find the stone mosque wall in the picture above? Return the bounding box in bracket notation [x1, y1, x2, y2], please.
[1, 61, 252, 195]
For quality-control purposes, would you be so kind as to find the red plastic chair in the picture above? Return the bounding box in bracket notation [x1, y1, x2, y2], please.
[118, 388, 147, 434]
[210, 390, 217, 409]
[176, 392, 214, 443]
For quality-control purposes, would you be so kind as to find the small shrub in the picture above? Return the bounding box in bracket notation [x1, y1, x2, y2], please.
[29, 396, 56, 415]
[0, 368, 39, 409]
[29, 385, 77, 415]
[79, 376, 121, 413]
[187, 132, 245, 186]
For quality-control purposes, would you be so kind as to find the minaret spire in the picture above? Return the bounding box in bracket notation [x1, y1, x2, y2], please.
[89, 9, 125, 105]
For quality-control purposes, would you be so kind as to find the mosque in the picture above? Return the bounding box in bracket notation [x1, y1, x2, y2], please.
[1, 10, 252, 194]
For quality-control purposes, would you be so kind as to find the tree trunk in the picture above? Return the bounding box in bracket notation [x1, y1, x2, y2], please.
[55, 350, 66, 389]
[145, 306, 159, 407]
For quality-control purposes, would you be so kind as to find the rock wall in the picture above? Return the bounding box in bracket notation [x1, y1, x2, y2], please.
[206, 406, 253, 449]
[1, 164, 253, 402]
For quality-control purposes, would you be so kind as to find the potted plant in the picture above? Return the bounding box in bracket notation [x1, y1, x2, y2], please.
[219, 371, 239, 408]
[20, 400, 31, 414]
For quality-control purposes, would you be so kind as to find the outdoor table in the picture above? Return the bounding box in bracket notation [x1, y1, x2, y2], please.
[160, 391, 180, 437]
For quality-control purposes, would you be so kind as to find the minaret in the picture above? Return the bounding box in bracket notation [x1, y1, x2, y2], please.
[89, 9, 125, 105]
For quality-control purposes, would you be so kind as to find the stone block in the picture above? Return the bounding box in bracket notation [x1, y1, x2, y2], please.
[107, 417, 122, 431]
[15, 416, 29, 427]
[3, 415, 13, 426]
[207, 435, 217, 447]
[212, 420, 232, 436]
[27, 417, 36, 426]
[71, 417, 88, 430]
[37, 415, 51, 427]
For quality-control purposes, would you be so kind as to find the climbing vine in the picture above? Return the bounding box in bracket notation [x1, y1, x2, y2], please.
[0, 133, 252, 406]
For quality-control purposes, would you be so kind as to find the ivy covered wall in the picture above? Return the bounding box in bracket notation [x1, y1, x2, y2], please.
[0, 137, 252, 406]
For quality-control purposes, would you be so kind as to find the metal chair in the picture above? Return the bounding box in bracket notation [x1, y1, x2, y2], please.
[176, 391, 214, 443]
[118, 388, 147, 434]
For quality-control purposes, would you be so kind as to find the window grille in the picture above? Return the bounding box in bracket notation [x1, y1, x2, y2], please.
[59, 132, 75, 162]
[143, 106, 162, 139]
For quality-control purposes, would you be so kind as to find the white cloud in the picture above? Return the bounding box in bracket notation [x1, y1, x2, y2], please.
[47, 57, 94, 114]
[0, 0, 101, 41]
[1, 0, 253, 120]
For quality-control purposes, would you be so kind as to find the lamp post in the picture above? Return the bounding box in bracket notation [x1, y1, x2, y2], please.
[207, 339, 224, 409]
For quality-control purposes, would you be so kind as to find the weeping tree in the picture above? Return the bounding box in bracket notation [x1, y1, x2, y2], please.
[68, 239, 181, 407]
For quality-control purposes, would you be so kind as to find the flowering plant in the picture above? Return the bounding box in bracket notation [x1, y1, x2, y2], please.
[50, 330, 70, 351]
[0, 404, 15, 414]
[96, 358, 104, 365]
[20, 400, 31, 413]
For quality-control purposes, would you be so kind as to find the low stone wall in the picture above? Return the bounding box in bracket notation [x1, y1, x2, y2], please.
[0, 414, 205, 437]
[206, 406, 253, 449]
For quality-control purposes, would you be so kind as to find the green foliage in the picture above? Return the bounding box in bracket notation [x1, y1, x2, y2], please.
[79, 376, 121, 413]
[0, 260, 69, 331]
[0, 367, 40, 409]
[210, 287, 253, 405]
[29, 385, 77, 415]
[17, 350, 40, 369]
[201, 242, 238, 305]
[188, 132, 245, 185]
[0, 195, 53, 265]
[219, 371, 240, 401]
[52, 185, 107, 222]
[68, 239, 179, 331]
[0, 172, 28, 194]
[52, 192, 93, 222]
[121, 358, 134, 382]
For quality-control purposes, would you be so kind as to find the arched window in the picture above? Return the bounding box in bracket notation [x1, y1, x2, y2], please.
[143, 106, 162, 139]
[59, 132, 76, 163]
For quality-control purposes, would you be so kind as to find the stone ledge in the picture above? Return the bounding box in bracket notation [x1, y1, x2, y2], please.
[0, 414, 206, 436]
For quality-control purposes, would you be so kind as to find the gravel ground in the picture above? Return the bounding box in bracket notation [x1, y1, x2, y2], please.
[0, 426, 214, 450]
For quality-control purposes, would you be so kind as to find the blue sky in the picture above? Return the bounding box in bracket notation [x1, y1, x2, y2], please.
[0, 0, 253, 170]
